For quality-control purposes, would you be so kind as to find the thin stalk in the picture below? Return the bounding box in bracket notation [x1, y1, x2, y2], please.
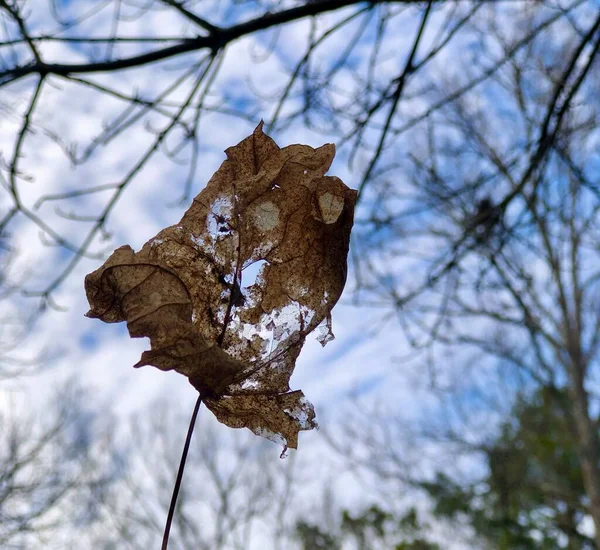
[161, 395, 203, 550]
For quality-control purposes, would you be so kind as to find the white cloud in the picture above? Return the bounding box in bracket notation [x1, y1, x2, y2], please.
[6, 2, 584, 547]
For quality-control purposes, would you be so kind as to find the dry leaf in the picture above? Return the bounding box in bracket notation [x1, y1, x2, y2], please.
[84, 122, 356, 451]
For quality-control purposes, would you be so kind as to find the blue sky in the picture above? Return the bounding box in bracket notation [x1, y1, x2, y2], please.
[2, 0, 597, 547]
[1, 0, 424, 417]
[1, 0, 589, 454]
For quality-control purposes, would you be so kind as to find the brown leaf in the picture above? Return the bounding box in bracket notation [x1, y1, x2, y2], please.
[84, 121, 356, 450]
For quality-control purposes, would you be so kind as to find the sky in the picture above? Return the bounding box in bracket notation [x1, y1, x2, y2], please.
[0, 0, 440, 535]
[2, 0, 594, 547]
[1, 0, 437, 437]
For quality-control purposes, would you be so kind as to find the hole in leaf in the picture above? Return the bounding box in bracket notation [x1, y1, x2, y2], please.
[243, 259, 268, 288]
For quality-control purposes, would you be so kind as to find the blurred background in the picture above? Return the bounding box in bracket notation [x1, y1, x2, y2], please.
[1, 0, 599, 548]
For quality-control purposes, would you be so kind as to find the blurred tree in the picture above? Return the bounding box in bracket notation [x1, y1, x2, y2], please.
[0, 384, 118, 549]
[0, 238, 116, 548]
[422, 387, 595, 549]
[295, 521, 341, 550]
[92, 401, 440, 550]
[347, 2, 600, 544]
[295, 504, 440, 550]
[92, 400, 311, 550]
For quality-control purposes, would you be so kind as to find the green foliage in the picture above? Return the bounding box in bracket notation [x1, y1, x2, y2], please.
[295, 505, 439, 550]
[422, 387, 596, 549]
[295, 521, 341, 550]
[341, 505, 390, 548]
[395, 541, 441, 550]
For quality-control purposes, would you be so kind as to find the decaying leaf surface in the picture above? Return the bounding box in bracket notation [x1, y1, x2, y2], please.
[85, 122, 356, 450]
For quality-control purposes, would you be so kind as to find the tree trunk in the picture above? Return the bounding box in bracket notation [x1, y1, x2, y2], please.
[567, 368, 600, 549]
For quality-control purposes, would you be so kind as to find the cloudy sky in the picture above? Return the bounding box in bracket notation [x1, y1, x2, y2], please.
[0, 3, 449, 546]
[1, 0, 437, 437]
[4, 0, 590, 547]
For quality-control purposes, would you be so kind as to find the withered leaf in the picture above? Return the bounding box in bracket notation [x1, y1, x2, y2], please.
[85, 121, 356, 451]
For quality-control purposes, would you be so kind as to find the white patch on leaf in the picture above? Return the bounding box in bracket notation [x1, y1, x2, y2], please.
[255, 427, 286, 446]
[253, 201, 279, 231]
[284, 404, 311, 429]
[318, 192, 344, 224]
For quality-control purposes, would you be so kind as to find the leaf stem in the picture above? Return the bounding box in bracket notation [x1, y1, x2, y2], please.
[161, 394, 203, 550]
